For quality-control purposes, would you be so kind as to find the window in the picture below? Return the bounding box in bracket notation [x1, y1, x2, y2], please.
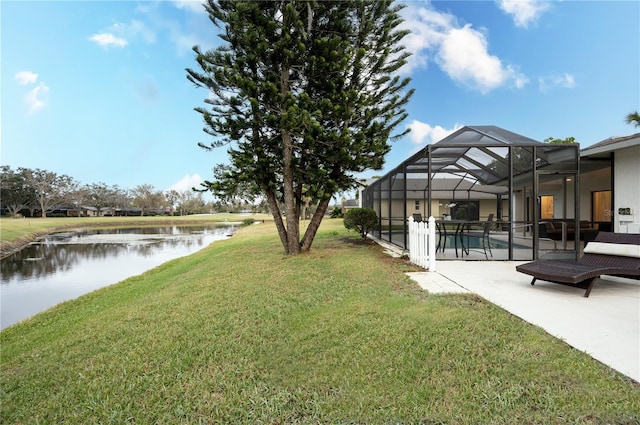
[592, 190, 611, 222]
[451, 201, 479, 220]
[415, 200, 420, 211]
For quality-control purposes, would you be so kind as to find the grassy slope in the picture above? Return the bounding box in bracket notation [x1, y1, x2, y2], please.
[1, 220, 638, 424]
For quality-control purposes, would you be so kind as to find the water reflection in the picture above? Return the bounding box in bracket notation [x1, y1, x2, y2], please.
[1, 224, 237, 329]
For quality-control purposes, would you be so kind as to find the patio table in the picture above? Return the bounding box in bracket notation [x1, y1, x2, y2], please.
[436, 220, 489, 258]
[436, 220, 468, 257]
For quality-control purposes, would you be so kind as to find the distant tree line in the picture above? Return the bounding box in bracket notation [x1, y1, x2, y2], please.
[0, 166, 263, 218]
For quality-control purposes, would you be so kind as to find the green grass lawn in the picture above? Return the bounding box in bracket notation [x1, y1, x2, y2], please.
[1, 219, 639, 423]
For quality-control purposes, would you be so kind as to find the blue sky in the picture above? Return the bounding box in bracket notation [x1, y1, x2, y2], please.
[2, 1, 639, 194]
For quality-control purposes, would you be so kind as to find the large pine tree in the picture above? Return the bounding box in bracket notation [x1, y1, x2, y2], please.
[187, 0, 413, 254]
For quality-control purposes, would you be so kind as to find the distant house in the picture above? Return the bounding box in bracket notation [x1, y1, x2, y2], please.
[341, 178, 375, 214]
[81, 206, 99, 217]
[112, 208, 140, 216]
[49, 206, 98, 217]
[340, 198, 359, 215]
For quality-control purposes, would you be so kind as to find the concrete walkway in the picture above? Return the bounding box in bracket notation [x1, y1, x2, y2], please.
[407, 261, 640, 382]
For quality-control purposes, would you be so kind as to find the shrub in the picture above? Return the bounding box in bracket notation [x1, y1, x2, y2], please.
[343, 208, 377, 239]
[330, 207, 342, 218]
[241, 218, 255, 227]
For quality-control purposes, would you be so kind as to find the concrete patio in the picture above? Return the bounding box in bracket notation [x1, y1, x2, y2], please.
[407, 261, 640, 383]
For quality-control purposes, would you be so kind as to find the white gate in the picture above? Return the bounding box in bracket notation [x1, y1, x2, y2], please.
[407, 215, 437, 271]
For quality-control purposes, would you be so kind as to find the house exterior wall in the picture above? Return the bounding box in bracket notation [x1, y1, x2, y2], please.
[405, 198, 442, 218]
[580, 167, 611, 222]
[375, 198, 499, 221]
[614, 145, 640, 233]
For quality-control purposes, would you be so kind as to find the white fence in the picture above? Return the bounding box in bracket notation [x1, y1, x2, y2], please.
[407, 216, 437, 271]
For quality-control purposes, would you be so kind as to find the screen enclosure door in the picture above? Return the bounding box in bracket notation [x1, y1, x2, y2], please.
[536, 171, 579, 260]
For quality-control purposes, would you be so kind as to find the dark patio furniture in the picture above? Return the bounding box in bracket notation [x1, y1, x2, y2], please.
[539, 220, 599, 241]
[436, 220, 467, 257]
[516, 232, 640, 297]
[463, 220, 494, 260]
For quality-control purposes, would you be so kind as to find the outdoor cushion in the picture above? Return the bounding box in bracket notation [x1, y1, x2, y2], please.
[583, 242, 640, 258]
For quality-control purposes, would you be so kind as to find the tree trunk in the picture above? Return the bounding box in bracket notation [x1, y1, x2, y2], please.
[300, 197, 331, 252]
[39, 198, 46, 218]
[280, 65, 300, 255]
[266, 190, 290, 253]
[7, 204, 23, 217]
[282, 129, 300, 255]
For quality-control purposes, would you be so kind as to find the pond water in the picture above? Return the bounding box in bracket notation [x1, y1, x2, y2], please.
[0, 224, 237, 330]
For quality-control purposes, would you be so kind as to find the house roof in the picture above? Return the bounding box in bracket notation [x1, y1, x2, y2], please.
[581, 132, 640, 158]
[407, 178, 507, 200]
[374, 176, 508, 200]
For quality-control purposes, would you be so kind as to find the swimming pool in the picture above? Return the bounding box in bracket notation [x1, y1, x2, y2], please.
[438, 235, 518, 252]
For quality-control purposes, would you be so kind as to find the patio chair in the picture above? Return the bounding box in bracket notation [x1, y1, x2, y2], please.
[435, 221, 445, 252]
[463, 219, 493, 259]
[515, 232, 640, 297]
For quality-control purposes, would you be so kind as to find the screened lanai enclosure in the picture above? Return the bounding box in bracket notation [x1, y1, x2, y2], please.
[362, 126, 581, 261]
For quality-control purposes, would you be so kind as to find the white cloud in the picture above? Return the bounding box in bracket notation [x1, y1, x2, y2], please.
[437, 25, 528, 94]
[90, 21, 156, 50]
[496, 0, 551, 28]
[168, 174, 203, 192]
[172, 0, 206, 14]
[399, 6, 454, 74]
[25, 82, 50, 114]
[89, 32, 128, 47]
[134, 2, 213, 56]
[539, 73, 576, 92]
[134, 6, 203, 56]
[512, 72, 530, 89]
[399, 3, 528, 93]
[407, 121, 462, 145]
[14, 71, 38, 85]
[14, 70, 50, 114]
